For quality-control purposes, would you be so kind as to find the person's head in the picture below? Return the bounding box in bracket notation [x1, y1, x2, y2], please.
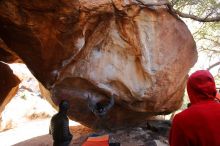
[59, 100, 69, 112]
[187, 70, 217, 105]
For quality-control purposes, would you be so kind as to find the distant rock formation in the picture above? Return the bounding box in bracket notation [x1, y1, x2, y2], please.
[0, 0, 197, 128]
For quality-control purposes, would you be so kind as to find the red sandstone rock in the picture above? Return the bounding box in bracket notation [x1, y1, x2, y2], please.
[0, 39, 21, 63]
[0, 0, 197, 128]
[0, 62, 20, 114]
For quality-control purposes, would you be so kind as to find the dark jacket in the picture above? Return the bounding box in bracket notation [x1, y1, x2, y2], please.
[50, 112, 72, 143]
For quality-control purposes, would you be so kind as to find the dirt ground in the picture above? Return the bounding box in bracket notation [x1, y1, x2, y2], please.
[0, 119, 169, 146]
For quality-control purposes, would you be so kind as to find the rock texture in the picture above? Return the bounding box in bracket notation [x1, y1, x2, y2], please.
[0, 39, 21, 63]
[0, 62, 20, 114]
[0, 0, 197, 128]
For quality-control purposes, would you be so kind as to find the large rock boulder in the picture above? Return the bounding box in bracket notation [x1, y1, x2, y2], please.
[0, 0, 197, 128]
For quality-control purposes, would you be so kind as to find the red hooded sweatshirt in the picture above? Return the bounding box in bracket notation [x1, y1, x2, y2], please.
[169, 70, 220, 146]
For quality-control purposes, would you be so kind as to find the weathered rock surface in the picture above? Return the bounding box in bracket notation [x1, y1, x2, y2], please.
[0, 0, 197, 128]
[0, 62, 20, 114]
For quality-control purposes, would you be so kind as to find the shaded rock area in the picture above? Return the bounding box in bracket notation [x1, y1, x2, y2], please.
[0, 64, 56, 131]
[13, 120, 170, 146]
[0, 62, 20, 114]
[0, 38, 21, 63]
[0, 0, 197, 128]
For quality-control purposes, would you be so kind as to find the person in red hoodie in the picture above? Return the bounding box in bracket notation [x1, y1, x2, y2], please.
[169, 70, 220, 146]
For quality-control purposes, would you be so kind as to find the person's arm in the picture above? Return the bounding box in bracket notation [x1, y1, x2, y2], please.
[169, 115, 189, 146]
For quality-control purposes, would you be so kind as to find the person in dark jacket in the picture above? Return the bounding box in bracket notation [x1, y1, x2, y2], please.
[169, 70, 220, 146]
[50, 100, 73, 146]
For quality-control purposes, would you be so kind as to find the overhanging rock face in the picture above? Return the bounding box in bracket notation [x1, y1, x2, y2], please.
[0, 0, 197, 128]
